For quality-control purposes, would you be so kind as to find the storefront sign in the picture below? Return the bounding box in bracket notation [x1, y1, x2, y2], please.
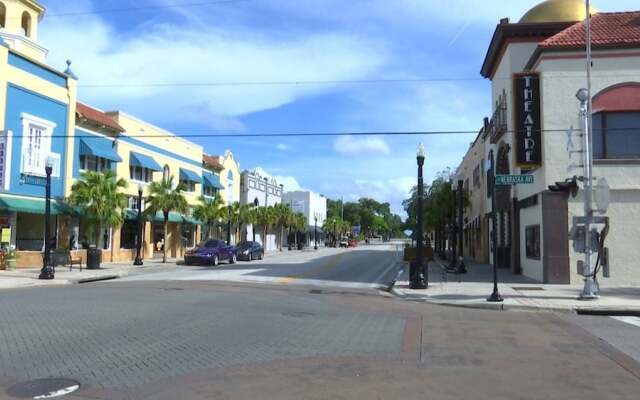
[514, 73, 542, 167]
[1, 227, 11, 243]
[495, 174, 534, 186]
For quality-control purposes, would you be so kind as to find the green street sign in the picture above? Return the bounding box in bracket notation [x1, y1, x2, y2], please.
[495, 174, 534, 185]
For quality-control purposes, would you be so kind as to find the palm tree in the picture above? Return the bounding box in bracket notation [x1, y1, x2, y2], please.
[246, 207, 259, 243]
[145, 176, 188, 263]
[256, 206, 276, 253]
[273, 203, 292, 251]
[69, 170, 128, 249]
[237, 203, 256, 242]
[193, 193, 224, 239]
[293, 212, 306, 249]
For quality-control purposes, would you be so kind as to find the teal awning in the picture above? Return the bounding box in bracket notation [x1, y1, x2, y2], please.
[179, 168, 201, 183]
[79, 137, 122, 162]
[203, 172, 224, 189]
[130, 152, 161, 171]
[0, 195, 75, 215]
[131, 209, 200, 225]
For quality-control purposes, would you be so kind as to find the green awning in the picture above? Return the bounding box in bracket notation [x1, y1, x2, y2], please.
[80, 137, 122, 162]
[130, 209, 200, 225]
[0, 195, 74, 215]
[179, 168, 201, 183]
[203, 172, 224, 189]
[130, 152, 162, 171]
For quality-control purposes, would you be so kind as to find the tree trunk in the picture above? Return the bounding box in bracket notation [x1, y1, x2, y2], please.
[280, 226, 284, 251]
[252, 225, 256, 243]
[163, 214, 168, 263]
[94, 223, 101, 251]
[263, 226, 268, 253]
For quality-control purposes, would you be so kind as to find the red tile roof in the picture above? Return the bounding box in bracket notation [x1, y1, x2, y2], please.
[76, 102, 125, 133]
[203, 154, 224, 172]
[540, 11, 640, 49]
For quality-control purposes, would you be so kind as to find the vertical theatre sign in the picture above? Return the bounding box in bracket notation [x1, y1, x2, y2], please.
[514, 73, 542, 167]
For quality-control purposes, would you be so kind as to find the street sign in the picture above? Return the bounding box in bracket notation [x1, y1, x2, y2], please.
[495, 174, 534, 185]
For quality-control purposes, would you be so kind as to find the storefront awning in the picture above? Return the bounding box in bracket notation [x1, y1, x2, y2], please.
[179, 168, 201, 183]
[203, 172, 224, 189]
[0, 195, 74, 215]
[80, 137, 122, 162]
[130, 152, 162, 171]
[125, 209, 201, 225]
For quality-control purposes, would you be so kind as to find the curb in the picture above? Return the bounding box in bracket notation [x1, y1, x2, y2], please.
[389, 286, 640, 314]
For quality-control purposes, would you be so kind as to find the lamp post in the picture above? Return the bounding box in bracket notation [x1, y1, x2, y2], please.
[39, 156, 55, 280]
[314, 214, 318, 250]
[457, 179, 467, 274]
[411, 143, 427, 289]
[134, 183, 144, 266]
[486, 157, 503, 302]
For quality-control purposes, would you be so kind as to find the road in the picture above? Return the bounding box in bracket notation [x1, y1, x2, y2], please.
[122, 244, 404, 290]
[0, 245, 639, 399]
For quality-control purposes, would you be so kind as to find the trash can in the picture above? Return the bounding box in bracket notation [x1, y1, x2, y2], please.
[86, 247, 102, 270]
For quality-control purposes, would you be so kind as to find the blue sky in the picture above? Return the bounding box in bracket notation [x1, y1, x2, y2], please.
[38, 0, 638, 216]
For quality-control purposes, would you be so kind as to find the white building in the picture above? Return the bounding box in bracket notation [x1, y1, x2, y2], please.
[283, 190, 327, 246]
[466, 0, 640, 284]
[240, 169, 283, 251]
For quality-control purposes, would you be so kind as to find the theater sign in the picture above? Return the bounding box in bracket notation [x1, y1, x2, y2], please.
[514, 73, 542, 167]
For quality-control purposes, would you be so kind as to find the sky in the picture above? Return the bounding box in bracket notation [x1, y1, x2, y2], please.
[37, 0, 639, 216]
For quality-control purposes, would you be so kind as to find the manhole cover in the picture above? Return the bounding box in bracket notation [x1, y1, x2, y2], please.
[7, 378, 80, 399]
[282, 311, 316, 318]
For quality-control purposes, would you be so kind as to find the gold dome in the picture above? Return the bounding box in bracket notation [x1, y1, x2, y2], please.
[519, 0, 597, 23]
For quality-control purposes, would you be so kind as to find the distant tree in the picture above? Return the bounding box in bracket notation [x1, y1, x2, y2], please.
[193, 193, 224, 239]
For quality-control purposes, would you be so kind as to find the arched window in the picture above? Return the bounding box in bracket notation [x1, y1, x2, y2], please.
[163, 165, 170, 182]
[0, 2, 7, 29]
[227, 170, 234, 203]
[592, 83, 640, 160]
[21, 11, 31, 37]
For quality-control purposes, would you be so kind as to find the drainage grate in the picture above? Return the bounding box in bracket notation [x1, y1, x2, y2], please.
[513, 286, 545, 291]
[282, 311, 316, 318]
[309, 289, 324, 295]
[7, 378, 80, 399]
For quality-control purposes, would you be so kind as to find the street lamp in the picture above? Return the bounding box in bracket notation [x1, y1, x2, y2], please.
[314, 214, 318, 250]
[39, 156, 55, 280]
[134, 183, 144, 266]
[411, 143, 427, 289]
[485, 157, 503, 302]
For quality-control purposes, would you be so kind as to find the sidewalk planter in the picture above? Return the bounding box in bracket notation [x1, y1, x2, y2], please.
[86, 248, 102, 270]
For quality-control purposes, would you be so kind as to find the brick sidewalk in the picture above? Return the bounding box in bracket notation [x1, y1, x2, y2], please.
[392, 259, 640, 313]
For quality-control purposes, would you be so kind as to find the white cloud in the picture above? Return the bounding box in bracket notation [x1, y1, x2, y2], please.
[276, 143, 291, 151]
[253, 167, 304, 193]
[39, 7, 389, 126]
[333, 136, 391, 156]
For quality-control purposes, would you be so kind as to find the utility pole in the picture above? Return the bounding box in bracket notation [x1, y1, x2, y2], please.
[579, 0, 598, 299]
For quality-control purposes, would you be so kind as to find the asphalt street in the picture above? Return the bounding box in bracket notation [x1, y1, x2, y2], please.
[0, 245, 639, 399]
[121, 244, 404, 290]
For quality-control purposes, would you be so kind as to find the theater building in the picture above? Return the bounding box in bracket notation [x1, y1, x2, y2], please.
[465, 0, 640, 284]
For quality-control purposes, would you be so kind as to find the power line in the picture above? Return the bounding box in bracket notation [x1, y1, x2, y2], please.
[13, 0, 252, 19]
[6, 127, 638, 139]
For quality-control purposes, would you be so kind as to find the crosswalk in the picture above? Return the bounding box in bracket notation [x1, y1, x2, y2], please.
[611, 316, 640, 328]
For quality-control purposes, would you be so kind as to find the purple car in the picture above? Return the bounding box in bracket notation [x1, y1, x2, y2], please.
[184, 239, 237, 266]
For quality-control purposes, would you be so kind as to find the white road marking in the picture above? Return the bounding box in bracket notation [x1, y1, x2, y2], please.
[611, 316, 640, 328]
[33, 384, 80, 399]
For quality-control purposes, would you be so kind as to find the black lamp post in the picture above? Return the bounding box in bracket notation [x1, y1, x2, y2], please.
[39, 157, 55, 280]
[314, 215, 318, 250]
[411, 143, 427, 289]
[486, 157, 503, 302]
[134, 184, 144, 266]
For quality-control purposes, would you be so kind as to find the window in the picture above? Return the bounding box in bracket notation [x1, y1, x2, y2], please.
[593, 112, 640, 159]
[182, 224, 195, 248]
[204, 186, 218, 198]
[525, 225, 541, 260]
[473, 165, 481, 188]
[181, 180, 196, 192]
[21, 11, 31, 37]
[80, 155, 111, 172]
[249, 180, 256, 189]
[128, 196, 144, 210]
[129, 166, 153, 182]
[486, 152, 494, 198]
[0, 2, 6, 29]
[20, 114, 57, 177]
[120, 220, 138, 250]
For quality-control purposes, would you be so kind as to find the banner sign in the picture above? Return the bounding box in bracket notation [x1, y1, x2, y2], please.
[495, 174, 534, 186]
[514, 73, 542, 166]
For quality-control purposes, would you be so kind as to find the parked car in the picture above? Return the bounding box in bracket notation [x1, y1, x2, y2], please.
[237, 241, 264, 261]
[348, 239, 358, 248]
[184, 239, 237, 266]
[339, 238, 349, 248]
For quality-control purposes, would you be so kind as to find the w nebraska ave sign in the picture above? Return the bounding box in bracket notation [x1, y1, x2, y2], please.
[514, 73, 542, 167]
